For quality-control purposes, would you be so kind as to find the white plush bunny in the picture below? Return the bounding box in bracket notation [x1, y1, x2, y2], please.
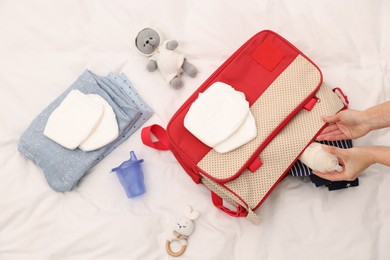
[166, 205, 200, 257]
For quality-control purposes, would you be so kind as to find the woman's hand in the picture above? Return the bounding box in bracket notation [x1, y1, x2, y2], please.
[317, 101, 390, 141]
[313, 145, 374, 181]
[316, 109, 370, 141]
[313, 145, 390, 181]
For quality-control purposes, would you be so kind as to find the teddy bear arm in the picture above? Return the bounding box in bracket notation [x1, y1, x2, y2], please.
[146, 60, 158, 72]
[166, 40, 178, 50]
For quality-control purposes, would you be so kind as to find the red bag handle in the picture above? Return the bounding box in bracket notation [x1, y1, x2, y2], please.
[333, 87, 349, 106]
[211, 192, 248, 218]
[141, 124, 170, 151]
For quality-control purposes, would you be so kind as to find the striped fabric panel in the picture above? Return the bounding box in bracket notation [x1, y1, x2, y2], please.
[289, 140, 353, 177]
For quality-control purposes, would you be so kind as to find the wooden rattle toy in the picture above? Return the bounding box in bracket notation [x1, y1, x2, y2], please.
[166, 205, 200, 257]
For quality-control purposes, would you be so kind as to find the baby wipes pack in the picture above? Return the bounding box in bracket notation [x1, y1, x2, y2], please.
[141, 30, 347, 223]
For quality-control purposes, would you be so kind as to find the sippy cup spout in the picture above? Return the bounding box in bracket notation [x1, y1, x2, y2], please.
[129, 151, 144, 165]
[130, 151, 138, 162]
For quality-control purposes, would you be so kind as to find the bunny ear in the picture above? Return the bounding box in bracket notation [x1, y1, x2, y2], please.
[189, 211, 200, 220]
[184, 205, 200, 220]
[184, 205, 193, 217]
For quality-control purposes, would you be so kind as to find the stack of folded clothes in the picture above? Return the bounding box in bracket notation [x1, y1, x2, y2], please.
[18, 70, 153, 192]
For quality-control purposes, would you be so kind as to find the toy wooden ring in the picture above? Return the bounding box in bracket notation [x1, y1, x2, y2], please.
[166, 239, 187, 257]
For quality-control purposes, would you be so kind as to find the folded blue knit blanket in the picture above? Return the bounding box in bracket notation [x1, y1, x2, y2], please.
[18, 70, 153, 192]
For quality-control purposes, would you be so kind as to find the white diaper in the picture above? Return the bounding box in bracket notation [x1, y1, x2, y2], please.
[79, 94, 119, 152]
[44, 90, 119, 151]
[213, 111, 257, 153]
[44, 90, 104, 150]
[184, 82, 257, 153]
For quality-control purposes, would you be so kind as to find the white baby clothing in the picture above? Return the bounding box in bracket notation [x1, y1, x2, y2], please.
[150, 40, 185, 83]
[184, 82, 257, 153]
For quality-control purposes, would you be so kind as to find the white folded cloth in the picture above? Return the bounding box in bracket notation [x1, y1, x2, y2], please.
[79, 94, 119, 152]
[184, 82, 257, 153]
[43, 90, 104, 150]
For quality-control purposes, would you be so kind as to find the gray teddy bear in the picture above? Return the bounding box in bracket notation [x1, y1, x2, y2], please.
[135, 28, 197, 89]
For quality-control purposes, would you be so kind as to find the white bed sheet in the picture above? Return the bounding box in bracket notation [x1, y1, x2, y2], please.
[1, 0, 389, 259]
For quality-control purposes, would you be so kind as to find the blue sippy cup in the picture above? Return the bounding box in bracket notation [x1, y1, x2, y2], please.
[111, 151, 145, 198]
